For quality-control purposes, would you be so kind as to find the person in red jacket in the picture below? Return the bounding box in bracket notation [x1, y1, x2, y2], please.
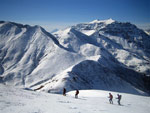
[108, 93, 113, 104]
[75, 89, 79, 98]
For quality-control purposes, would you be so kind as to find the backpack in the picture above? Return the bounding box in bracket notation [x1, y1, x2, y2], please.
[119, 95, 122, 99]
[76, 90, 79, 95]
[110, 94, 113, 99]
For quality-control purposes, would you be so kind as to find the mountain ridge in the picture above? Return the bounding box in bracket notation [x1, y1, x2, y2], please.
[0, 20, 150, 95]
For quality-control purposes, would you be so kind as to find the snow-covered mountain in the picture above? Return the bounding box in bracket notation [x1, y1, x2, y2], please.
[0, 20, 150, 95]
[0, 21, 83, 87]
[70, 19, 150, 75]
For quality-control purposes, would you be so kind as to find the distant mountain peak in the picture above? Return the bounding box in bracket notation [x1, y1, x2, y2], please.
[89, 18, 115, 24]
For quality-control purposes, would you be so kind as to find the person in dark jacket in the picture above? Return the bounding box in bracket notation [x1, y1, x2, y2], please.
[63, 88, 66, 96]
[108, 93, 113, 104]
[75, 89, 79, 98]
[116, 94, 122, 105]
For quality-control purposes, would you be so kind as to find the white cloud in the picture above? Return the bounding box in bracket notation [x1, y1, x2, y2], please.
[134, 23, 150, 30]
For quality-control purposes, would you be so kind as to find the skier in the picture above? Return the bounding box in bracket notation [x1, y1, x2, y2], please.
[75, 89, 79, 98]
[116, 94, 122, 105]
[63, 88, 66, 96]
[108, 93, 113, 104]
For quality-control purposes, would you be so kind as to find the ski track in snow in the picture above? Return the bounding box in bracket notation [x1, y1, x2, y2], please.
[0, 84, 150, 113]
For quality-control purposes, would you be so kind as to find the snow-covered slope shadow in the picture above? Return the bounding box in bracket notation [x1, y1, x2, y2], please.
[35, 56, 146, 95]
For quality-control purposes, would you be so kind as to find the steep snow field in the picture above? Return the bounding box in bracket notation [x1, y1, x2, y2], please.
[0, 84, 149, 113]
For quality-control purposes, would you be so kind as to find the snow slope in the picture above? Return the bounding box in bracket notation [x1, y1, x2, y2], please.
[51, 19, 150, 94]
[36, 56, 147, 95]
[0, 21, 84, 87]
[70, 19, 150, 75]
[0, 84, 149, 113]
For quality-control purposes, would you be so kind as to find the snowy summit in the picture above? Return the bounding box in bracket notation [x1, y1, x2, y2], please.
[89, 18, 115, 24]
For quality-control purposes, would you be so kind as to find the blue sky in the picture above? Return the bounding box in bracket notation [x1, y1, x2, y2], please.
[0, 0, 150, 31]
